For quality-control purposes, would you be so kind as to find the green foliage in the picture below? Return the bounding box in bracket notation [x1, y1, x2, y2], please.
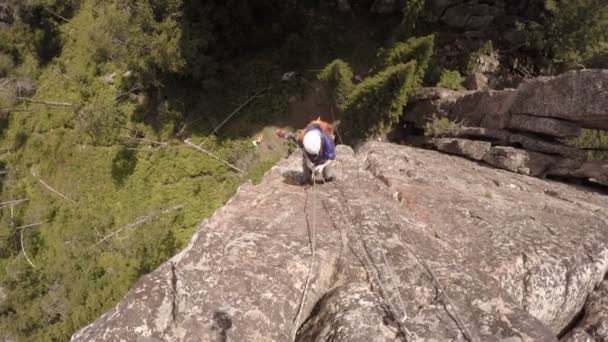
[466, 40, 495, 73]
[0, 2, 412, 340]
[423, 114, 462, 137]
[111, 148, 138, 185]
[317, 59, 354, 109]
[401, 0, 426, 36]
[374, 34, 434, 86]
[77, 91, 127, 146]
[436, 69, 464, 90]
[524, 0, 608, 68]
[570, 129, 608, 160]
[343, 61, 418, 138]
[84, 1, 184, 87]
[0, 54, 14, 78]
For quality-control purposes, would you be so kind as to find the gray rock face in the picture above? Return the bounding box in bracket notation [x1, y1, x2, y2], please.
[562, 328, 595, 342]
[73, 143, 608, 341]
[508, 133, 582, 159]
[482, 146, 546, 175]
[576, 279, 608, 340]
[464, 72, 489, 90]
[404, 70, 608, 184]
[511, 70, 608, 130]
[406, 70, 608, 131]
[433, 138, 491, 160]
[508, 114, 581, 138]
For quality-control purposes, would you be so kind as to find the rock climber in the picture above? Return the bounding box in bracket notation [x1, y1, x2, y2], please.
[277, 118, 337, 184]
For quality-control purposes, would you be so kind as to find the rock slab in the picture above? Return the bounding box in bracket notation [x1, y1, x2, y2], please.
[72, 143, 608, 341]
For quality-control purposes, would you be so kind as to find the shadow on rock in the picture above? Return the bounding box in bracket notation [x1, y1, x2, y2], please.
[282, 170, 304, 186]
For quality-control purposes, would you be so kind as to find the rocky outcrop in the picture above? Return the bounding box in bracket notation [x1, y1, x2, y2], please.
[511, 71, 608, 130]
[404, 70, 608, 186]
[73, 143, 608, 341]
[434, 138, 490, 160]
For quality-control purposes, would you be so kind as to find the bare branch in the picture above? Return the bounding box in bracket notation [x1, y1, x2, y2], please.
[184, 139, 245, 174]
[114, 87, 143, 101]
[126, 136, 167, 147]
[16, 221, 49, 230]
[20, 229, 37, 269]
[180, 88, 266, 139]
[0, 109, 34, 114]
[0, 198, 29, 208]
[43, 6, 70, 23]
[17, 97, 73, 107]
[31, 170, 77, 204]
[92, 205, 183, 248]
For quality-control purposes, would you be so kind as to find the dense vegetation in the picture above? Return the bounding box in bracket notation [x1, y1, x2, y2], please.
[0, 1, 401, 340]
[0, 0, 606, 340]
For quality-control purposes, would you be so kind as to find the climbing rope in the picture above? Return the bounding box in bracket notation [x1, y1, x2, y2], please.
[350, 151, 474, 341]
[394, 219, 475, 342]
[331, 181, 414, 341]
[292, 169, 317, 341]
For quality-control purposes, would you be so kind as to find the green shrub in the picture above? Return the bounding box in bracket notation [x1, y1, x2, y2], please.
[77, 93, 126, 146]
[343, 61, 418, 138]
[436, 69, 464, 90]
[0, 54, 14, 78]
[570, 129, 608, 160]
[401, 0, 426, 36]
[317, 59, 354, 109]
[374, 34, 434, 86]
[524, 0, 608, 68]
[466, 41, 496, 73]
[423, 114, 462, 137]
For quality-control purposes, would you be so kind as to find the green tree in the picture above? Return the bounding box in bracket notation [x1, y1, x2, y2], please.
[343, 61, 418, 138]
[436, 69, 464, 90]
[374, 34, 434, 87]
[317, 59, 354, 109]
[525, 0, 608, 68]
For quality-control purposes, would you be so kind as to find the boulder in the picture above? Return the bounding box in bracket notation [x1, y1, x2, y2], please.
[508, 133, 582, 159]
[410, 71, 608, 131]
[569, 160, 608, 186]
[510, 70, 608, 130]
[404, 89, 516, 130]
[464, 72, 489, 90]
[73, 143, 608, 341]
[561, 328, 595, 342]
[575, 279, 608, 340]
[451, 126, 511, 141]
[482, 146, 539, 175]
[433, 138, 491, 160]
[508, 114, 581, 138]
[450, 89, 517, 128]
